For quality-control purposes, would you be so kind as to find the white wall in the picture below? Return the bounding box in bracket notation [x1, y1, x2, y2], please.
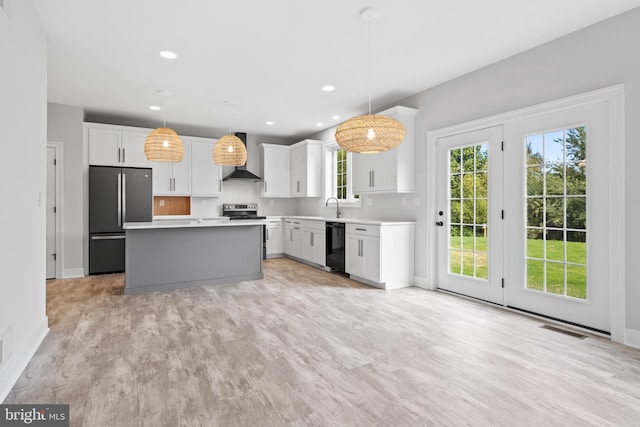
[47, 103, 84, 277]
[301, 8, 640, 336]
[0, 0, 49, 401]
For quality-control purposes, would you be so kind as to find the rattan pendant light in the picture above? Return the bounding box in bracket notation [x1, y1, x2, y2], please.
[144, 110, 184, 162]
[335, 7, 405, 154]
[213, 102, 247, 166]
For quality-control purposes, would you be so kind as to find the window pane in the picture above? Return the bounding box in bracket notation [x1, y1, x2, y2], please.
[527, 230, 544, 258]
[462, 226, 474, 250]
[566, 197, 586, 229]
[462, 251, 474, 276]
[545, 197, 564, 228]
[450, 200, 461, 224]
[462, 199, 474, 224]
[462, 147, 475, 172]
[565, 127, 586, 163]
[450, 174, 461, 199]
[475, 227, 488, 251]
[545, 130, 565, 164]
[545, 165, 564, 196]
[476, 172, 488, 197]
[566, 231, 586, 264]
[567, 264, 587, 299]
[527, 167, 544, 196]
[527, 259, 544, 291]
[450, 149, 461, 173]
[527, 198, 544, 227]
[545, 230, 564, 262]
[450, 250, 461, 274]
[475, 199, 487, 225]
[462, 173, 474, 198]
[476, 144, 488, 171]
[476, 252, 488, 279]
[450, 226, 461, 249]
[527, 135, 544, 166]
[566, 163, 586, 195]
[546, 262, 565, 295]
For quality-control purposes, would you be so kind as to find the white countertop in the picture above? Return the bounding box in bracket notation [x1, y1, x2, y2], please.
[123, 218, 266, 230]
[283, 216, 415, 226]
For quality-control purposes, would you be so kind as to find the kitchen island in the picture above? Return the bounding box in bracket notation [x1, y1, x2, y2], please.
[122, 219, 265, 295]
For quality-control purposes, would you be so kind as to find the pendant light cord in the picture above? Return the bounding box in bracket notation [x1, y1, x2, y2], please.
[368, 16, 372, 115]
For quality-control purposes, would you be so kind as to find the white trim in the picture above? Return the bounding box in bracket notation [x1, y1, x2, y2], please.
[63, 268, 85, 279]
[0, 317, 48, 402]
[47, 142, 64, 279]
[426, 84, 625, 343]
[624, 329, 640, 349]
[413, 276, 432, 290]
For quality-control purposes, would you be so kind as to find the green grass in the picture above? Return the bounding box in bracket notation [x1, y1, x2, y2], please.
[450, 236, 586, 299]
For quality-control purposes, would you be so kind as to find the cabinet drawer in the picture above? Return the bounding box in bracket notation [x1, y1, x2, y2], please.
[299, 219, 325, 231]
[346, 223, 380, 237]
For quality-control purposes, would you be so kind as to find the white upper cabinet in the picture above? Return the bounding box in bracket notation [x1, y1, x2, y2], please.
[290, 139, 322, 197]
[190, 139, 222, 197]
[152, 141, 191, 195]
[259, 144, 290, 197]
[87, 123, 151, 167]
[352, 106, 417, 194]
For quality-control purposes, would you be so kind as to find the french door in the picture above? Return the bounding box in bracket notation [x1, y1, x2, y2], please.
[435, 102, 612, 333]
[503, 103, 610, 332]
[436, 126, 504, 304]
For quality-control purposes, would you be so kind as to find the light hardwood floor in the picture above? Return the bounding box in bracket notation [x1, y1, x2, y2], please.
[5, 258, 640, 426]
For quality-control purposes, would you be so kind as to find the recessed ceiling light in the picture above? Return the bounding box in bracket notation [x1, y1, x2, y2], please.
[156, 89, 173, 96]
[266, 121, 275, 126]
[160, 50, 177, 59]
[332, 115, 340, 120]
[149, 106, 161, 111]
[321, 85, 335, 92]
[317, 122, 324, 127]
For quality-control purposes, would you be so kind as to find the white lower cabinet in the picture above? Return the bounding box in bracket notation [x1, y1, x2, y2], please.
[284, 219, 302, 259]
[345, 222, 414, 289]
[266, 218, 284, 257]
[284, 218, 325, 266]
[301, 223, 325, 266]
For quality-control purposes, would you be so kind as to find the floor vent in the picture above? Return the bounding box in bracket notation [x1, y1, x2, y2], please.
[540, 324, 588, 339]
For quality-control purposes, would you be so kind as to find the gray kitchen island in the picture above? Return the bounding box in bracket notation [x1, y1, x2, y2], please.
[122, 219, 264, 295]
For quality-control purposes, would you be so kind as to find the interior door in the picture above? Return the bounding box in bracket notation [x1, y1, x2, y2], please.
[436, 126, 504, 304]
[503, 103, 610, 332]
[46, 147, 56, 279]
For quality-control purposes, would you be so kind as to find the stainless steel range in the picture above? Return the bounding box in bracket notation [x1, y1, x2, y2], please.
[222, 203, 266, 220]
[222, 203, 267, 259]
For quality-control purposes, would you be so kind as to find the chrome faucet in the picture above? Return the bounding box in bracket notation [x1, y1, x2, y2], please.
[325, 197, 342, 218]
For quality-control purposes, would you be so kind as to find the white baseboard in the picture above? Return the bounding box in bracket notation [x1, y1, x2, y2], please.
[63, 268, 84, 279]
[624, 328, 640, 349]
[0, 317, 49, 403]
[413, 276, 432, 290]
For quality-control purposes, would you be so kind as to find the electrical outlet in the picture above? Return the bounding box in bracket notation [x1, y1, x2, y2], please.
[159, 199, 165, 207]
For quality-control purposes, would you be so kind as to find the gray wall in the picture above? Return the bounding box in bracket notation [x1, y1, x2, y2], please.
[48, 103, 84, 276]
[0, 0, 48, 400]
[300, 8, 640, 334]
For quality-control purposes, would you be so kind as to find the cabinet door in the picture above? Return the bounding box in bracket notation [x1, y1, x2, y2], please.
[345, 234, 364, 276]
[302, 229, 314, 261]
[89, 127, 121, 166]
[284, 225, 294, 255]
[122, 131, 152, 167]
[171, 142, 191, 195]
[191, 141, 222, 196]
[152, 162, 172, 194]
[262, 147, 290, 197]
[290, 145, 306, 196]
[312, 230, 326, 266]
[371, 150, 397, 192]
[361, 235, 381, 282]
[266, 224, 283, 255]
[352, 153, 372, 194]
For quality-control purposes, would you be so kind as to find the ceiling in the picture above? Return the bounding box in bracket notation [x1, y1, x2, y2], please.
[33, 0, 640, 140]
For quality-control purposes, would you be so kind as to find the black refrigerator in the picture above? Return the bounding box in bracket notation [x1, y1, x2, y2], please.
[89, 166, 153, 274]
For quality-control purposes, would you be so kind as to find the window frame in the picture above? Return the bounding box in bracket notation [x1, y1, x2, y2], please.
[323, 140, 361, 207]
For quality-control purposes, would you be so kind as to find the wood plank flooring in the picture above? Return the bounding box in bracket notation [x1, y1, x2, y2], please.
[5, 258, 640, 426]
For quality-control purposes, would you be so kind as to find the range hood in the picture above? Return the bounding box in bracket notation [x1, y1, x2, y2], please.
[222, 132, 262, 182]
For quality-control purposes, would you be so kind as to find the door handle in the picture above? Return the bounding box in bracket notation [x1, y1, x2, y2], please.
[264, 181, 267, 193]
[91, 235, 126, 240]
[117, 173, 122, 227]
[310, 232, 314, 247]
[122, 148, 126, 163]
[371, 170, 374, 187]
[122, 173, 127, 224]
[436, 221, 444, 226]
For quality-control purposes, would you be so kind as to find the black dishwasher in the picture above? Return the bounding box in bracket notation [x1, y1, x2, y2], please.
[326, 222, 345, 272]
